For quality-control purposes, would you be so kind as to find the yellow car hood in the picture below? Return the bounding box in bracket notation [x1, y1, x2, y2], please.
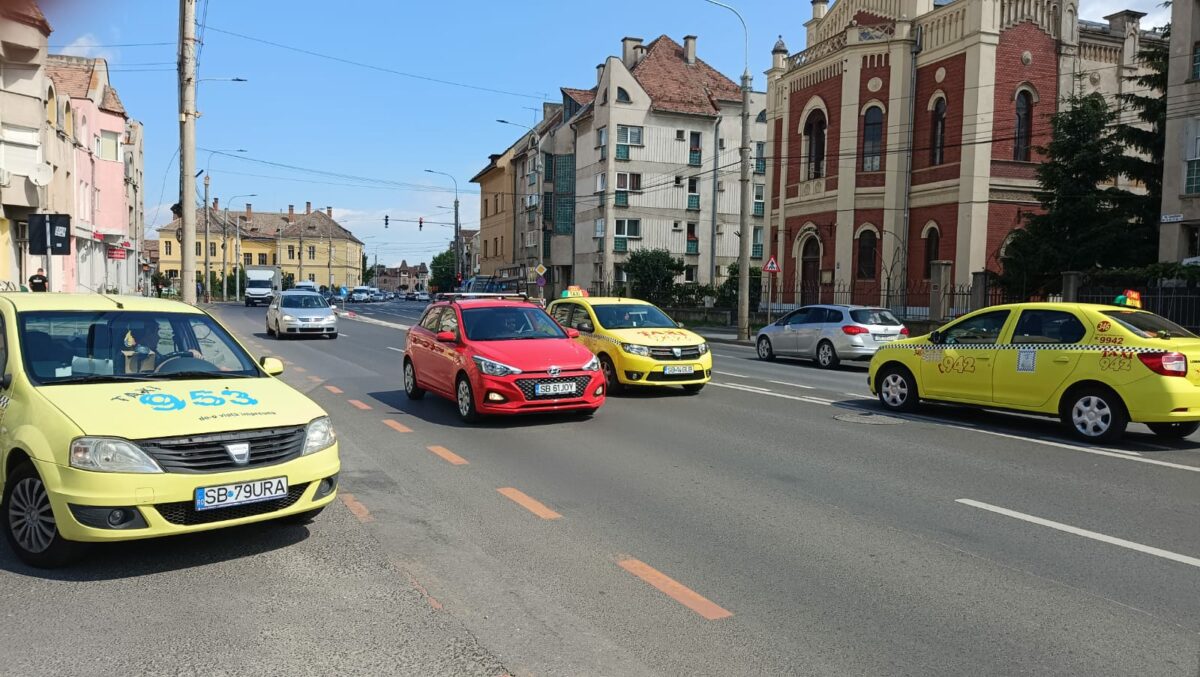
[605, 327, 706, 346]
[38, 377, 326, 439]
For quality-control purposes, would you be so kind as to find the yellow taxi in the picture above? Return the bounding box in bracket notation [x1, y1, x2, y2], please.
[0, 294, 340, 567]
[868, 302, 1200, 442]
[548, 292, 711, 393]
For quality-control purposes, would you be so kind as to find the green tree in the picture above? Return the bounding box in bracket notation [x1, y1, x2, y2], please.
[717, 262, 762, 311]
[429, 247, 457, 292]
[1000, 92, 1129, 294]
[362, 254, 373, 284]
[623, 248, 684, 305]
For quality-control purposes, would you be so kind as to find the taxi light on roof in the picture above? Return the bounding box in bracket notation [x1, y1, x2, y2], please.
[842, 325, 869, 335]
[1138, 351, 1187, 377]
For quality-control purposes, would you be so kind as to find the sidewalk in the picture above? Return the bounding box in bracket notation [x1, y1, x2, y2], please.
[693, 327, 752, 346]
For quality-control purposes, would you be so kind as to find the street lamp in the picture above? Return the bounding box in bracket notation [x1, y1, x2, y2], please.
[703, 0, 754, 341]
[224, 192, 256, 302]
[424, 169, 461, 286]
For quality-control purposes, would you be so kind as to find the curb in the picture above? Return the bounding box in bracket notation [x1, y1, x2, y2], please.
[701, 335, 753, 347]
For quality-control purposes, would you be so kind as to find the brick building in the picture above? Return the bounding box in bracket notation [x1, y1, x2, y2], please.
[765, 0, 1160, 308]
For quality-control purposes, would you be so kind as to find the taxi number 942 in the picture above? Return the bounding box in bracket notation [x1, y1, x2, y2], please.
[937, 357, 976, 374]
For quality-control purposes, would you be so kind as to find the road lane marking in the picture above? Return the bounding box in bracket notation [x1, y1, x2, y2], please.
[383, 419, 412, 433]
[497, 488, 562, 520]
[713, 370, 750, 378]
[387, 346, 405, 353]
[617, 558, 732, 620]
[307, 375, 323, 382]
[339, 493, 373, 523]
[324, 385, 344, 394]
[767, 380, 814, 389]
[710, 382, 832, 406]
[957, 499, 1200, 568]
[348, 399, 372, 410]
[842, 392, 873, 400]
[427, 445, 468, 465]
[294, 366, 307, 373]
[941, 425, 1200, 472]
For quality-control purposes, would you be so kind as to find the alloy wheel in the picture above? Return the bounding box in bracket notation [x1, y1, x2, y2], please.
[457, 379, 472, 418]
[818, 344, 833, 366]
[9, 477, 55, 554]
[1071, 395, 1112, 438]
[404, 362, 415, 393]
[757, 338, 773, 360]
[881, 373, 908, 408]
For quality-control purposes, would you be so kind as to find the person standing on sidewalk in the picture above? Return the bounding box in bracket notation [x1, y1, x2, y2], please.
[28, 268, 48, 292]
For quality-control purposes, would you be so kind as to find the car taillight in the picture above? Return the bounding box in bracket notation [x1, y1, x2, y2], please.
[1138, 351, 1188, 377]
[842, 325, 869, 335]
[900, 327, 909, 336]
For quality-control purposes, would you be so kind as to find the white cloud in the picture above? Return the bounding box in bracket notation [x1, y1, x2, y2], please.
[1079, 0, 1170, 29]
[57, 33, 117, 62]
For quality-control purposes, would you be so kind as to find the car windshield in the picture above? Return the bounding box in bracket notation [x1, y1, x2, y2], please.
[461, 306, 566, 341]
[1102, 310, 1197, 339]
[19, 311, 259, 385]
[281, 294, 328, 309]
[850, 308, 901, 326]
[592, 304, 677, 330]
[246, 279, 271, 288]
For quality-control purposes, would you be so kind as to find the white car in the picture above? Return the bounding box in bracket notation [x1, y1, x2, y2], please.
[267, 290, 338, 339]
[415, 291, 430, 302]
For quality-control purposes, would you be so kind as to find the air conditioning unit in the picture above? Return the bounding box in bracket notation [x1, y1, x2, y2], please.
[0, 169, 9, 187]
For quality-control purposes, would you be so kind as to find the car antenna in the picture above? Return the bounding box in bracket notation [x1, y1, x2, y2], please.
[81, 283, 124, 309]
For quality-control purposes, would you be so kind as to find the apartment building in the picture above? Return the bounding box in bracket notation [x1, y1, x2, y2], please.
[1162, 1, 1200, 260]
[470, 147, 515, 279]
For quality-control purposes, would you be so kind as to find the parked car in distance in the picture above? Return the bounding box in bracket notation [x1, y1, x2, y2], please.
[415, 291, 430, 302]
[405, 292, 417, 301]
[350, 286, 371, 303]
[756, 305, 907, 368]
[267, 290, 338, 339]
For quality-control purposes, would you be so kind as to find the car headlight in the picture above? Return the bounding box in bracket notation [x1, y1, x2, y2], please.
[473, 355, 522, 377]
[303, 416, 336, 455]
[583, 355, 600, 371]
[621, 343, 651, 357]
[697, 343, 709, 355]
[282, 314, 296, 322]
[70, 437, 162, 473]
[322, 315, 336, 323]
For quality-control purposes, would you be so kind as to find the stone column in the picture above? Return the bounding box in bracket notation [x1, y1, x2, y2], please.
[929, 260, 953, 321]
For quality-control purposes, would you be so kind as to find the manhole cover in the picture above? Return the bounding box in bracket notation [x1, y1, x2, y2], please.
[834, 412, 902, 425]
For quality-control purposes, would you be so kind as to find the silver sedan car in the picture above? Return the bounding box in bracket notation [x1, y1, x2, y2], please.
[756, 304, 906, 368]
[266, 290, 339, 339]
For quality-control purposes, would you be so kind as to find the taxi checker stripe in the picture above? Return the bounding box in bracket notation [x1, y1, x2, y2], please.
[879, 343, 1169, 353]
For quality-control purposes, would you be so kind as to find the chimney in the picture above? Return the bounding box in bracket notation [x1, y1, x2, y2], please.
[305, 201, 311, 214]
[811, 0, 828, 21]
[212, 197, 218, 211]
[634, 44, 647, 65]
[596, 63, 604, 85]
[245, 203, 252, 222]
[684, 35, 697, 65]
[621, 37, 643, 68]
[288, 204, 294, 222]
[326, 206, 332, 218]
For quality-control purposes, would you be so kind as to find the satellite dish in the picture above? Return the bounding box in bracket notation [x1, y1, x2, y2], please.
[29, 163, 53, 187]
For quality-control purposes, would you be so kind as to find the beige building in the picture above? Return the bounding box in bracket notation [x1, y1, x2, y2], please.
[470, 147, 516, 279]
[1161, 2, 1200, 260]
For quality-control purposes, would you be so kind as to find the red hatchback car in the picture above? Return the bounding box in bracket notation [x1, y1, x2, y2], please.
[403, 296, 605, 421]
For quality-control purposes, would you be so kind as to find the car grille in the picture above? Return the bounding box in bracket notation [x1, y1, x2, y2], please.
[138, 426, 307, 473]
[514, 375, 594, 401]
[155, 483, 310, 526]
[647, 371, 706, 382]
[301, 316, 325, 322]
[649, 345, 703, 361]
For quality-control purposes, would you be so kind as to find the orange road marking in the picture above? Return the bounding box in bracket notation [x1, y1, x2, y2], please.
[348, 399, 372, 410]
[497, 487, 561, 520]
[427, 445, 468, 466]
[307, 375, 323, 382]
[294, 366, 307, 373]
[383, 419, 412, 433]
[617, 558, 732, 620]
[324, 385, 343, 394]
[339, 493, 373, 523]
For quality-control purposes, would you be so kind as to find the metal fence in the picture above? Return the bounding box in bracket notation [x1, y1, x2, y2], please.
[1078, 284, 1200, 331]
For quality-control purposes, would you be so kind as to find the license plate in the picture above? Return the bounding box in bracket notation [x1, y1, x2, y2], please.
[535, 381, 576, 396]
[194, 477, 288, 511]
[874, 334, 897, 342]
[664, 365, 695, 375]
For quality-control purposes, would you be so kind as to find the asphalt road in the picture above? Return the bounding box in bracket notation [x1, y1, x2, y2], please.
[4, 298, 1198, 676]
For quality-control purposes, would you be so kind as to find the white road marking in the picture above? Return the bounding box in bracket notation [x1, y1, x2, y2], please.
[842, 392, 874, 400]
[767, 380, 814, 389]
[713, 370, 750, 378]
[710, 382, 832, 406]
[386, 346, 405, 353]
[957, 499, 1200, 569]
[942, 425, 1200, 473]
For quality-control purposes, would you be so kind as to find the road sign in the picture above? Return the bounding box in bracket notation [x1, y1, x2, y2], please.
[536, 275, 546, 287]
[175, 227, 183, 242]
[1161, 214, 1184, 223]
[534, 263, 547, 276]
[763, 255, 780, 274]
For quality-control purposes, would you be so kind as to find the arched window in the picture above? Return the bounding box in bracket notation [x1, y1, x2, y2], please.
[924, 227, 940, 279]
[756, 109, 767, 123]
[45, 87, 56, 126]
[616, 87, 631, 103]
[931, 98, 947, 166]
[862, 107, 883, 172]
[64, 103, 73, 139]
[1014, 91, 1033, 161]
[857, 230, 877, 280]
[804, 110, 827, 180]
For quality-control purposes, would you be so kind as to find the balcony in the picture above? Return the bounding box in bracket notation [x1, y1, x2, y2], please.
[526, 209, 535, 224]
[686, 239, 699, 255]
[688, 149, 702, 166]
[753, 202, 765, 217]
[616, 144, 630, 161]
[687, 194, 700, 211]
[752, 244, 763, 259]
[755, 157, 766, 174]
[614, 237, 628, 253]
[614, 190, 629, 207]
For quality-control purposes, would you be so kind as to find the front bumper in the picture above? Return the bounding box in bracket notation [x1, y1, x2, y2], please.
[279, 318, 338, 335]
[475, 372, 605, 414]
[245, 295, 272, 306]
[614, 352, 713, 386]
[37, 444, 341, 542]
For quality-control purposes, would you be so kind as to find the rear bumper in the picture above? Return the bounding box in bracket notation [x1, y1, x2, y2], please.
[475, 372, 605, 414]
[1121, 376, 1200, 423]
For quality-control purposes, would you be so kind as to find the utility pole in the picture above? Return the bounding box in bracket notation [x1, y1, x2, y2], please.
[221, 204, 228, 301]
[178, 0, 198, 305]
[737, 68, 752, 341]
[453, 197, 461, 282]
[298, 218, 305, 284]
[203, 173, 211, 302]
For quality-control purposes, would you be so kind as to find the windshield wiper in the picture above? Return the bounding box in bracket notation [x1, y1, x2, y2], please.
[50, 374, 158, 385]
[149, 370, 255, 380]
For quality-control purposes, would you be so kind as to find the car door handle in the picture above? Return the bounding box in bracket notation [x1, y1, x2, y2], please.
[1053, 356, 1070, 363]
[975, 356, 990, 361]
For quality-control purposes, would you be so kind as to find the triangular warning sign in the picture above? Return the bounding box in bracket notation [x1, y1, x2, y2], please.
[763, 255, 780, 273]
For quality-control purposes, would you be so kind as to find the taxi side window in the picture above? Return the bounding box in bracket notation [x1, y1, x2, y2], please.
[438, 308, 460, 336]
[419, 308, 443, 332]
[570, 305, 594, 331]
[944, 310, 1011, 345]
[1012, 310, 1086, 345]
[551, 303, 573, 326]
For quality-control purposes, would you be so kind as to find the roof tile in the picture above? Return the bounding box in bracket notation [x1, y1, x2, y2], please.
[630, 36, 742, 116]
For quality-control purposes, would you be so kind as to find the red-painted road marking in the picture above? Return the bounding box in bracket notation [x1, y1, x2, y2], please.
[497, 487, 561, 520]
[427, 445, 468, 466]
[618, 558, 732, 620]
[348, 399, 372, 410]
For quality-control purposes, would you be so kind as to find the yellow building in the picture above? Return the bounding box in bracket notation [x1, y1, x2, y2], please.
[158, 201, 364, 294]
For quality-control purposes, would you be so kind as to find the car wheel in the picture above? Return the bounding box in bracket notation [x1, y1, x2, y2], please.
[682, 383, 705, 393]
[757, 336, 775, 361]
[877, 366, 918, 413]
[266, 321, 275, 337]
[456, 375, 480, 423]
[816, 341, 840, 369]
[1147, 421, 1200, 440]
[329, 333, 338, 340]
[599, 355, 624, 395]
[1061, 387, 1128, 442]
[2, 461, 84, 568]
[403, 358, 425, 400]
[277, 505, 325, 525]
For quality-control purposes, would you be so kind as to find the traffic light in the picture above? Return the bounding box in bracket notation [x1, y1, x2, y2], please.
[418, 217, 423, 231]
[384, 215, 389, 228]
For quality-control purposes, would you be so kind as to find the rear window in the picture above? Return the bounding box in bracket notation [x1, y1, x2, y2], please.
[850, 308, 900, 326]
[1102, 310, 1196, 339]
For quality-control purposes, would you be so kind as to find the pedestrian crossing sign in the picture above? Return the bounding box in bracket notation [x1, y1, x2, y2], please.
[763, 255, 780, 274]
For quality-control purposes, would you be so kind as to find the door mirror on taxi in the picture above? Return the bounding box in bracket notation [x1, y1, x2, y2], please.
[577, 321, 594, 334]
[436, 331, 457, 343]
[260, 356, 284, 376]
[929, 330, 943, 345]
[565, 328, 580, 339]
[676, 321, 685, 328]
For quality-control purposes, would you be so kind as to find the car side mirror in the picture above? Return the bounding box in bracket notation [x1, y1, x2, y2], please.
[577, 320, 594, 334]
[929, 330, 943, 345]
[260, 356, 284, 376]
[676, 321, 685, 328]
[566, 328, 580, 339]
[436, 331, 457, 343]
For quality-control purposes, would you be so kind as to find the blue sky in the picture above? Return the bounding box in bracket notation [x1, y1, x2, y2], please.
[43, 0, 1164, 267]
